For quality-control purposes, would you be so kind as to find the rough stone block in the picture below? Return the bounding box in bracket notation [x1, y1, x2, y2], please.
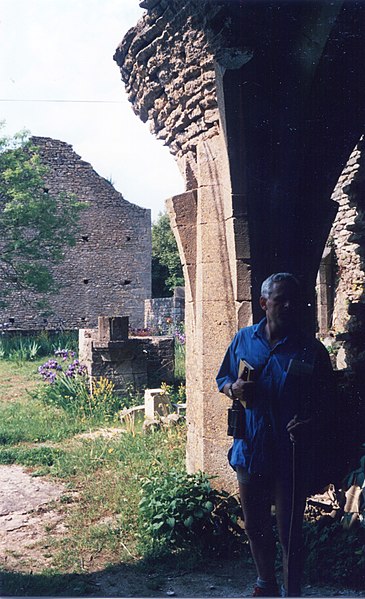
[98, 316, 129, 343]
[78, 328, 95, 365]
[144, 388, 171, 419]
[196, 135, 231, 197]
[235, 260, 252, 302]
[197, 183, 232, 225]
[232, 217, 251, 261]
[236, 300, 253, 329]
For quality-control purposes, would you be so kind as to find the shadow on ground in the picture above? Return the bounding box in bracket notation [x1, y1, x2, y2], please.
[1, 555, 365, 598]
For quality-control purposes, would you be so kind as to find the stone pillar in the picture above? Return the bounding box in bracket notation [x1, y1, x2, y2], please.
[316, 247, 334, 335]
[167, 131, 252, 490]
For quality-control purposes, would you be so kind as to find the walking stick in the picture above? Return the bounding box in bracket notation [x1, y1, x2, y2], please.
[286, 435, 297, 597]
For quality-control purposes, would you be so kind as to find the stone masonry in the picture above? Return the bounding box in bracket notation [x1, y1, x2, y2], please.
[115, 1, 365, 490]
[79, 316, 174, 395]
[328, 139, 365, 372]
[0, 137, 151, 330]
[144, 286, 185, 333]
[115, 1, 248, 489]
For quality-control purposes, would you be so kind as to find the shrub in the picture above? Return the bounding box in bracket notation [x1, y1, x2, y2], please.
[138, 470, 247, 557]
[303, 518, 365, 586]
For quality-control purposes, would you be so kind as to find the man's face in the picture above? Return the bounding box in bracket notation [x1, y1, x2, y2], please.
[260, 280, 300, 332]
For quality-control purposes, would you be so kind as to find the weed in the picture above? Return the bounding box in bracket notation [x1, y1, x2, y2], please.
[138, 469, 247, 557]
[303, 519, 365, 586]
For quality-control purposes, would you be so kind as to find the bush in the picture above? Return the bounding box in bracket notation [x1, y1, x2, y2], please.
[303, 518, 365, 586]
[138, 470, 247, 557]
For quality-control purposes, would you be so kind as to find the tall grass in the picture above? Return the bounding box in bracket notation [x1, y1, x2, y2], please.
[0, 330, 78, 361]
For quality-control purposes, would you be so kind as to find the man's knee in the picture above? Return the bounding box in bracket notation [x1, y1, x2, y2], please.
[244, 521, 273, 544]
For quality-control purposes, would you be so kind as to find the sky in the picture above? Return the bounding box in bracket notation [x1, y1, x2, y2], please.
[0, 0, 184, 222]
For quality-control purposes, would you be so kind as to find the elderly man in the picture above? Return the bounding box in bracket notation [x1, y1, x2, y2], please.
[216, 273, 334, 597]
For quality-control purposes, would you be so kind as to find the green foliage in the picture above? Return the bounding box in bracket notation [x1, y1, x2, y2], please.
[138, 470, 246, 557]
[37, 360, 138, 422]
[152, 211, 183, 297]
[0, 336, 40, 362]
[303, 519, 365, 586]
[0, 330, 79, 361]
[40, 371, 91, 415]
[0, 127, 84, 306]
[0, 445, 65, 467]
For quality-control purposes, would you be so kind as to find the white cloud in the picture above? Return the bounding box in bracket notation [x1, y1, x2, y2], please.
[0, 0, 184, 221]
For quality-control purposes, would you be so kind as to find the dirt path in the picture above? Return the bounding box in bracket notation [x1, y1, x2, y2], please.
[0, 465, 364, 598]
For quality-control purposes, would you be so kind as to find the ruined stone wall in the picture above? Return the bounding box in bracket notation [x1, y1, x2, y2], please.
[79, 317, 174, 396]
[115, 0, 220, 180]
[144, 287, 185, 333]
[115, 1, 365, 490]
[0, 137, 151, 330]
[329, 138, 365, 370]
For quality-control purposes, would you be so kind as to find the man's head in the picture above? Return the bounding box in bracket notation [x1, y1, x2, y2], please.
[259, 273, 301, 334]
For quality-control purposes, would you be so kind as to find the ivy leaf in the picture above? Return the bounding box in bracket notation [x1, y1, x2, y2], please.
[184, 516, 194, 528]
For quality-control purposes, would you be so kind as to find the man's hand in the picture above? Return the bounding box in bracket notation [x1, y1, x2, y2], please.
[286, 414, 311, 443]
[232, 379, 255, 408]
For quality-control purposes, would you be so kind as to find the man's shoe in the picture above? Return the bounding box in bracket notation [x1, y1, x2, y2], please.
[252, 584, 280, 597]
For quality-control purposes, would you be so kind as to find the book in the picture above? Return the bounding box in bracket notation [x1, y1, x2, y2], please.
[238, 359, 255, 381]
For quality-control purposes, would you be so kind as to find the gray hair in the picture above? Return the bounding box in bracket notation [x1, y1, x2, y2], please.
[260, 273, 300, 299]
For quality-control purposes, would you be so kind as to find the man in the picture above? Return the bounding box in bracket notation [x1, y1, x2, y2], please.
[216, 273, 334, 597]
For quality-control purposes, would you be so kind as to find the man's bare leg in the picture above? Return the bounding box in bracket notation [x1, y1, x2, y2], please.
[275, 479, 306, 597]
[239, 478, 277, 587]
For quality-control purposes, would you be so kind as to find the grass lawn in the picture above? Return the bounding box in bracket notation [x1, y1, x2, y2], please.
[0, 356, 188, 596]
[0, 357, 44, 403]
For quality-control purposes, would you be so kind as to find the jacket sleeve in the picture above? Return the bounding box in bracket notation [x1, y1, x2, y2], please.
[216, 332, 240, 392]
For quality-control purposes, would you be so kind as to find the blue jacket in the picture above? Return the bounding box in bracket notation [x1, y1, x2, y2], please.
[216, 318, 334, 486]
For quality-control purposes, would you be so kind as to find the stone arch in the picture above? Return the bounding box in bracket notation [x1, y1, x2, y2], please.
[115, 0, 365, 489]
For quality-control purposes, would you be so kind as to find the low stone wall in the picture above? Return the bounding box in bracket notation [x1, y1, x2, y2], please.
[144, 287, 185, 333]
[79, 316, 174, 396]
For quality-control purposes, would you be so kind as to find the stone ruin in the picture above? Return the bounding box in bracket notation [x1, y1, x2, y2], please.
[114, 0, 365, 489]
[0, 137, 151, 330]
[79, 316, 174, 396]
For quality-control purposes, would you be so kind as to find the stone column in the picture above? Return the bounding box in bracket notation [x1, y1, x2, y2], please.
[167, 130, 252, 489]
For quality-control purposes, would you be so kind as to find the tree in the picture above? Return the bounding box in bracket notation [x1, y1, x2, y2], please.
[0, 128, 84, 308]
[152, 211, 184, 297]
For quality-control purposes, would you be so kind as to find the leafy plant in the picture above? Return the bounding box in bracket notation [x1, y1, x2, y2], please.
[0, 330, 78, 361]
[89, 377, 125, 419]
[152, 211, 183, 297]
[303, 518, 365, 586]
[138, 470, 246, 556]
[37, 353, 137, 420]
